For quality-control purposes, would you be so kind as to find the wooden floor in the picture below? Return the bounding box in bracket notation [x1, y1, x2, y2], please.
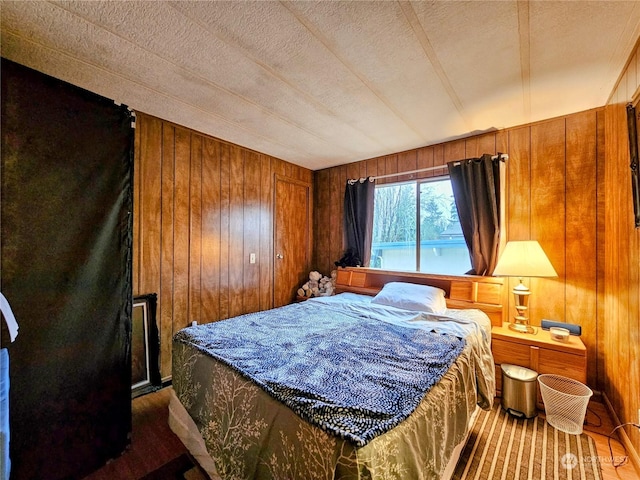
[83, 387, 639, 480]
[581, 401, 640, 480]
[83, 388, 189, 480]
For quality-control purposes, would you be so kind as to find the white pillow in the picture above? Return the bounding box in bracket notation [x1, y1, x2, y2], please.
[371, 282, 447, 314]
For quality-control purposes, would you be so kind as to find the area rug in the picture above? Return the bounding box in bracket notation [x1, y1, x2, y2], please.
[452, 403, 603, 480]
[141, 453, 207, 480]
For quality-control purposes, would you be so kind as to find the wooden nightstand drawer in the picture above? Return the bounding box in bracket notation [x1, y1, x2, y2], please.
[492, 338, 531, 367]
[538, 348, 587, 383]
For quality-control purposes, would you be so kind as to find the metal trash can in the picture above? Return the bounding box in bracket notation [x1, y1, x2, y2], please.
[501, 364, 538, 418]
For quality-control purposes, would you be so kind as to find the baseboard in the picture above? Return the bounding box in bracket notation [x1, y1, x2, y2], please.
[603, 392, 640, 476]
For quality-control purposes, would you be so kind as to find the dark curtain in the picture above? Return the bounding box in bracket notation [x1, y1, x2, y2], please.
[448, 154, 504, 276]
[1, 59, 133, 479]
[340, 178, 376, 267]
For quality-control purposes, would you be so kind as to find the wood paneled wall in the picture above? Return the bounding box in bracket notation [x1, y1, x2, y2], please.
[130, 49, 639, 460]
[603, 39, 640, 462]
[313, 109, 604, 391]
[133, 113, 313, 378]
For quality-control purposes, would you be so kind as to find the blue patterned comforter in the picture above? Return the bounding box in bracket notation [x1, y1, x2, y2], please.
[173, 301, 465, 447]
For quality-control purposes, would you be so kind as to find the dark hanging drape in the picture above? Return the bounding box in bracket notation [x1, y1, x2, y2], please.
[448, 154, 504, 276]
[340, 178, 376, 267]
[1, 59, 133, 479]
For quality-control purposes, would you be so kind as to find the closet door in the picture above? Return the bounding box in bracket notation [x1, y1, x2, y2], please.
[273, 175, 312, 307]
[0, 59, 133, 479]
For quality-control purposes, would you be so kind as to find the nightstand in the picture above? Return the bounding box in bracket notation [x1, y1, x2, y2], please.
[491, 323, 587, 408]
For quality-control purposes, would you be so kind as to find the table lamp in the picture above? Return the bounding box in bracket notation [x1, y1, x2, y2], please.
[493, 240, 557, 334]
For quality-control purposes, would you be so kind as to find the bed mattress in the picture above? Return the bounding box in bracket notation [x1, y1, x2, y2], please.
[171, 293, 495, 480]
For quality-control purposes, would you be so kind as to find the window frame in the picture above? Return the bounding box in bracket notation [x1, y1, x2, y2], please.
[371, 175, 469, 273]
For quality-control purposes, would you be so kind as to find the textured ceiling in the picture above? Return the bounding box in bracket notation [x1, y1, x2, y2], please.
[2, 1, 640, 170]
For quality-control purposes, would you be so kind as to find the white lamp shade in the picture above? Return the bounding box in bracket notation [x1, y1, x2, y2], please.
[493, 241, 557, 278]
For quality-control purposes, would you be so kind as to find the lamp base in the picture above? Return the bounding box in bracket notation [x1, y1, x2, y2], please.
[508, 322, 537, 334]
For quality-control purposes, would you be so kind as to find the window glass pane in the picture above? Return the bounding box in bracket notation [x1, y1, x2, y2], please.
[419, 179, 471, 274]
[370, 183, 416, 270]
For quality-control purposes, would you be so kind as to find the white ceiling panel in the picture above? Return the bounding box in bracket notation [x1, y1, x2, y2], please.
[410, 1, 525, 130]
[1, 0, 639, 170]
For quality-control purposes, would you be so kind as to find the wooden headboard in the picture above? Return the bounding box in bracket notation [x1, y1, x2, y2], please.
[335, 267, 506, 327]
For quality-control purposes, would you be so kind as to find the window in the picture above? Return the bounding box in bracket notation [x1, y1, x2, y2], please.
[370, 177, 471, 274]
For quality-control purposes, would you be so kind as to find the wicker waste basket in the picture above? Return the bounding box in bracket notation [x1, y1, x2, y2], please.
[538, 374, 593, 434]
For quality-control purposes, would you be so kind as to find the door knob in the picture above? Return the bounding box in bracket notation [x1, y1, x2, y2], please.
[276, 253, 284, 259]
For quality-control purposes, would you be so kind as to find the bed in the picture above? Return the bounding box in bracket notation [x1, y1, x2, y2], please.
[169, 271, 503, 480]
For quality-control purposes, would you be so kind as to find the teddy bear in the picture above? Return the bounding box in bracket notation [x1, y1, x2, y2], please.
[297, 270, 335, 297]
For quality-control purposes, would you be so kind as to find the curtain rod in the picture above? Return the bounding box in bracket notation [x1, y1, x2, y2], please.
[348, 153, 508, 183]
